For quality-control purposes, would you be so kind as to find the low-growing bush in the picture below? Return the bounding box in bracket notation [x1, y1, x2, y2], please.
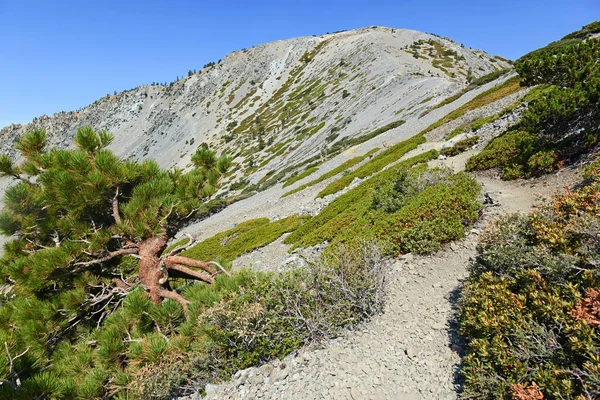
[281, 149, 378, 198]
[372, 167, 454, 213]
[465, 128, 562, 179]
[465, 129, 536, 173]
[459, 158, 600, 398]
[316, 134, 426, 198]
[180, 215, 306, 262]
[285, 151, 439, 250]
[286, 159, 482, 256]
[201, 241, 387, 375]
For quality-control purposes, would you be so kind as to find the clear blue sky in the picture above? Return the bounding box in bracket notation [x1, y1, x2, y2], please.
[0, 0, 597, 128]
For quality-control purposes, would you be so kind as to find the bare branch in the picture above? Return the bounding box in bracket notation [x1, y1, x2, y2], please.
[167, 263, 215, 284]
[208, 261, 231, 277]
[112, 187, 121, 225]
[75, 247, 139, 267]
[164, 233, 196, 257]
[4, 342, 29, 388]
[159, 203, 176, 225]
[112, 277, 133, 291]
[164, 255, 217, 275]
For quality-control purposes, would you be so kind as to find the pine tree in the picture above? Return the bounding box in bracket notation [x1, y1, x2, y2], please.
[0, 127, 232, 317]
[515, 36, 600, 139]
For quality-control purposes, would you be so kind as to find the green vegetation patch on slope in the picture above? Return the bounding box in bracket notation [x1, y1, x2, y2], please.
[180, 215, 305, 262]
[285, 150, 481, 256]
[459, 159, 600, 398]
[562, 20, 600, 40]
[465, 129, 541, 179]
[317, 134, 426, 198]
[422, 76, 523, 135]
[445, 84, 552, 141]
[281, 148, 379, 198]
[421, 68, 512, 117]
[282, 167, 319, 188]
[326, 120, 405, 156]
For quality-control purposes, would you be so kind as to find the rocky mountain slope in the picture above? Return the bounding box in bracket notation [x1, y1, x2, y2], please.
[0, 26, 508, 189]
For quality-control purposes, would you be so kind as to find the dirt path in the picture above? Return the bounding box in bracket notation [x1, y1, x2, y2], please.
[181, 165, 580, 400]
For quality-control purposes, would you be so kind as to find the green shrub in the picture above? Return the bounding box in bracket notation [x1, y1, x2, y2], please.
[499, 163, 524, 180]
[440, 136, 479, 157]
[465, 128, 560, 180]
[285, 151, 438, 250]
[486, 29, 600, 180]
[527, 150, 557, 175]
[200, 242, 387, 375]
[372, 167, 454, 213]
[286, 156, 481, 256]
[465, 130, 535, 173]
[372, 170, 481, 254]
[180, 215, 306, 262]
[282, 166, 319, 188]
[281, 149, 378, 198]
[317, 134, 426, 198]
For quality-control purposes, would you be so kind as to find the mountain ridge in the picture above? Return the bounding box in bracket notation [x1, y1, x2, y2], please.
[0, 26, 509, 191]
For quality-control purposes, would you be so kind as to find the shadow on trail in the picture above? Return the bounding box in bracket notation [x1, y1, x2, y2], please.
[447, 280, 467, 396]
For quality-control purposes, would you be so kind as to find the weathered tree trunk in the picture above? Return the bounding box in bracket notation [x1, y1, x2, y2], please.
[81, 235, 227, 318]
[138, 236, 169, 304]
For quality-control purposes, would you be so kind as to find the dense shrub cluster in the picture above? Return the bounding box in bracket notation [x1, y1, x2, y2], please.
[466, 24, 600, 179]
[465, 129, 550, 179]
[459, 158, 600, 398]
[517, 37, 600, 141]
[286, 161, 482, 255]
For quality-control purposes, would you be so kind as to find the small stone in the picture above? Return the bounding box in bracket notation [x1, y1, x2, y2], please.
[205, 383, 218, 394]
[350, 387, 361, 399]
[259, 364, 274, 376]
[249, 374, 264, 385]
[270, 367, 279, 382]
[405, 346, 417, 358]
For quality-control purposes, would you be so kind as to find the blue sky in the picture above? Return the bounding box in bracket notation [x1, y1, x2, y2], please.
[0, 0, 597, 128]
